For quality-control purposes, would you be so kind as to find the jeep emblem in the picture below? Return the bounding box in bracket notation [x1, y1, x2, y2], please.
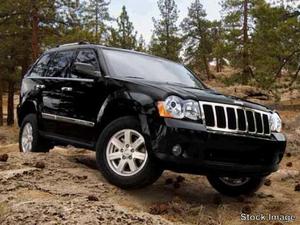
[234, 100, 244, 106]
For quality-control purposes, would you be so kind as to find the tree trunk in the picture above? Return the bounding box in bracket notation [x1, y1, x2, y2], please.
[21, 56, 30, 78]
[242, 0, 250, 77]
[7, 81, 15, 126]
[203, 55, 211, 80]
[31, 0, 39, 60]
[216, 58, 222, 73]
[95, 3, 99, 40]
[0, 80, 3, 126]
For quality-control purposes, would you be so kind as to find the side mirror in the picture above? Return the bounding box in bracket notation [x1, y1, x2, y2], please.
[72, 62, 100, 78]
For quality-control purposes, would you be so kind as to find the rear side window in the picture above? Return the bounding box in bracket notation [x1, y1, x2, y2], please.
[29, 54, 52, 77]
[46, 51, 75, 78]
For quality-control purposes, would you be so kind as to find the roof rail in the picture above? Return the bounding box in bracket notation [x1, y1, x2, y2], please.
[56, 41, 90, 48]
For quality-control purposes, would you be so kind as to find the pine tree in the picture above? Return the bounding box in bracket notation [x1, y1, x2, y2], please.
[251, 0, 300, 87]
[82, 0, 111, 43]
[135, 35, 147, 52]
[221, 0, 256, 78]
[211, 20, 228, 73]
[181, 0, 212, 79]
[149, 0, 182, 61]
[108, 6, 137, 49]
[0, 0, 81, 125]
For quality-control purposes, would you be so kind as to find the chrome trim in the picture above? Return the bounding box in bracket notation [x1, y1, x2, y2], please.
[35, 84, 45, 90]
[26, 77, 94, 83]
[199, 101, 271, 137]
[61, 87, 73, 92]
[261, 113, 265, 134]
[42, 113, 95, 127]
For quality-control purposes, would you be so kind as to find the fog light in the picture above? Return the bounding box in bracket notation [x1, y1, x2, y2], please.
[172, 145, 182, 156]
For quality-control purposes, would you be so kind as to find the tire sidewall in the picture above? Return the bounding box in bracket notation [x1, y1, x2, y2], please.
[96, 116, 161, 189]
[19, 114, 49, 153]
[207, 175, 265, 197]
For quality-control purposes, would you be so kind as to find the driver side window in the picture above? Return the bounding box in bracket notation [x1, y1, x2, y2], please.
[71, 49, 100, 78]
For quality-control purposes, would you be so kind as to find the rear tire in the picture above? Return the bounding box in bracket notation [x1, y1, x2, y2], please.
[96, 116, 163, 189]
[207, 176, 265, 197]
[19, 114, 52, 153]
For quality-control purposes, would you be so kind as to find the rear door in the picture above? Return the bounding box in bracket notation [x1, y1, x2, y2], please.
[40, 50, 76, 133]
[54, 48, 108, 143]
[21, 53, 53, 130]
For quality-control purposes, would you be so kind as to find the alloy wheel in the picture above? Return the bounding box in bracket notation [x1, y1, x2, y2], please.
[106, 129, 148, 176]
[21, 123, 34, 152]
[219, 177, 250, 186]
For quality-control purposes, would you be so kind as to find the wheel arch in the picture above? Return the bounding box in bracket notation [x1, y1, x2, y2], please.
[18, 100, 38, 126]
[94, 92, 157, 141]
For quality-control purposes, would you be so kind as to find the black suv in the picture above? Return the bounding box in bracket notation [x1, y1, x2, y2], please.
[17, 43, 286, 196]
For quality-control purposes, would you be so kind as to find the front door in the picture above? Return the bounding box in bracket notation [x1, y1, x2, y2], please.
[54, 48, 107, 143]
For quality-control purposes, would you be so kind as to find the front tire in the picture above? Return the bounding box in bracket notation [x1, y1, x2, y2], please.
[207, 176, 265, 197]
[96, 116, 162, 189]
[19, 114, 52, 153]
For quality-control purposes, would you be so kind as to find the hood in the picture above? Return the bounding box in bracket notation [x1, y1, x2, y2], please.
[112, 77, 271, 112]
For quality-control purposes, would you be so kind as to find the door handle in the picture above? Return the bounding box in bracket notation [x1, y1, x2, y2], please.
[61, 87, 73, 92]
[35, 84, 45, 90]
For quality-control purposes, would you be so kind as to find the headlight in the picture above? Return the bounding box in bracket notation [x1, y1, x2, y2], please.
[157, 96, 201, 120]
[270, 112, 282, 132]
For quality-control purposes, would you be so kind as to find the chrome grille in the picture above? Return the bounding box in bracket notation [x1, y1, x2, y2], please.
[199, 101, 271, 136]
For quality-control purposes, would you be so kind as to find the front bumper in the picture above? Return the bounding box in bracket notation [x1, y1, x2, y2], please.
[150, 118, 286, 177]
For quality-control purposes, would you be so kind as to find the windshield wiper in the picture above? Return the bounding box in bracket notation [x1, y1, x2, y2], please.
[166, 82, 204, 89]
[124, 76, 144, 79]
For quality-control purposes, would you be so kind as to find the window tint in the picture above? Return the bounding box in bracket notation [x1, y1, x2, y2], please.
[46, 51, 75, 78]
[30, 54, 52, 77]
[75, 49, 99, 68]
[70, 49, 100, 78]
[103, 49, 205, 89]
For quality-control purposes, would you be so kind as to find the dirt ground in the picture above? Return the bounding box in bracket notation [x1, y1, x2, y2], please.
[0, 88, 300, 225]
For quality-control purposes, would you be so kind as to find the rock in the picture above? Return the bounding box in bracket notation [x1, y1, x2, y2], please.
[35, 161, 45, 169]
[87, 195, 99, 201]
[176, 175, 185, 183]
[76, 175, 88, 180]
[294, 184, 300, 192]
[0, 168, 37, 179]
[165, 178, 173, 185]
[264, 179, 272, 186]
[241, 205, 252, 214]
[0, 154, 8, 162]
[286, 162, 293, 167]
[273, 222, 284, 225]
[149, 203, 169, 215]
[245, 89, 269, 100]
[271, 169, 299, 181]
[256, 192, 274, 199]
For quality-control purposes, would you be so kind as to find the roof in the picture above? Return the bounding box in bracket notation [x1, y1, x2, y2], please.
[44, 42, 168, 62]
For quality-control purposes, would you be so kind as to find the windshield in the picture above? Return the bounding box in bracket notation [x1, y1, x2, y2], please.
[102, 49, 206, 89]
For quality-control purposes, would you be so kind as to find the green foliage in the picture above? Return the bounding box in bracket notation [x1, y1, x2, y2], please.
[135, 35, 147, 52]
[181, 0, 215, 79]
[0, 0, 299, 93]
[82, 0, 111, 43]
[107, 6, 137, 50]
[149, 0, 182, 62]
[251, 0, 300, 87]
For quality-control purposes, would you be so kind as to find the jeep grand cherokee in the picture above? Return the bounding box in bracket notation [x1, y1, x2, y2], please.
[17, 42, 286, 196]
